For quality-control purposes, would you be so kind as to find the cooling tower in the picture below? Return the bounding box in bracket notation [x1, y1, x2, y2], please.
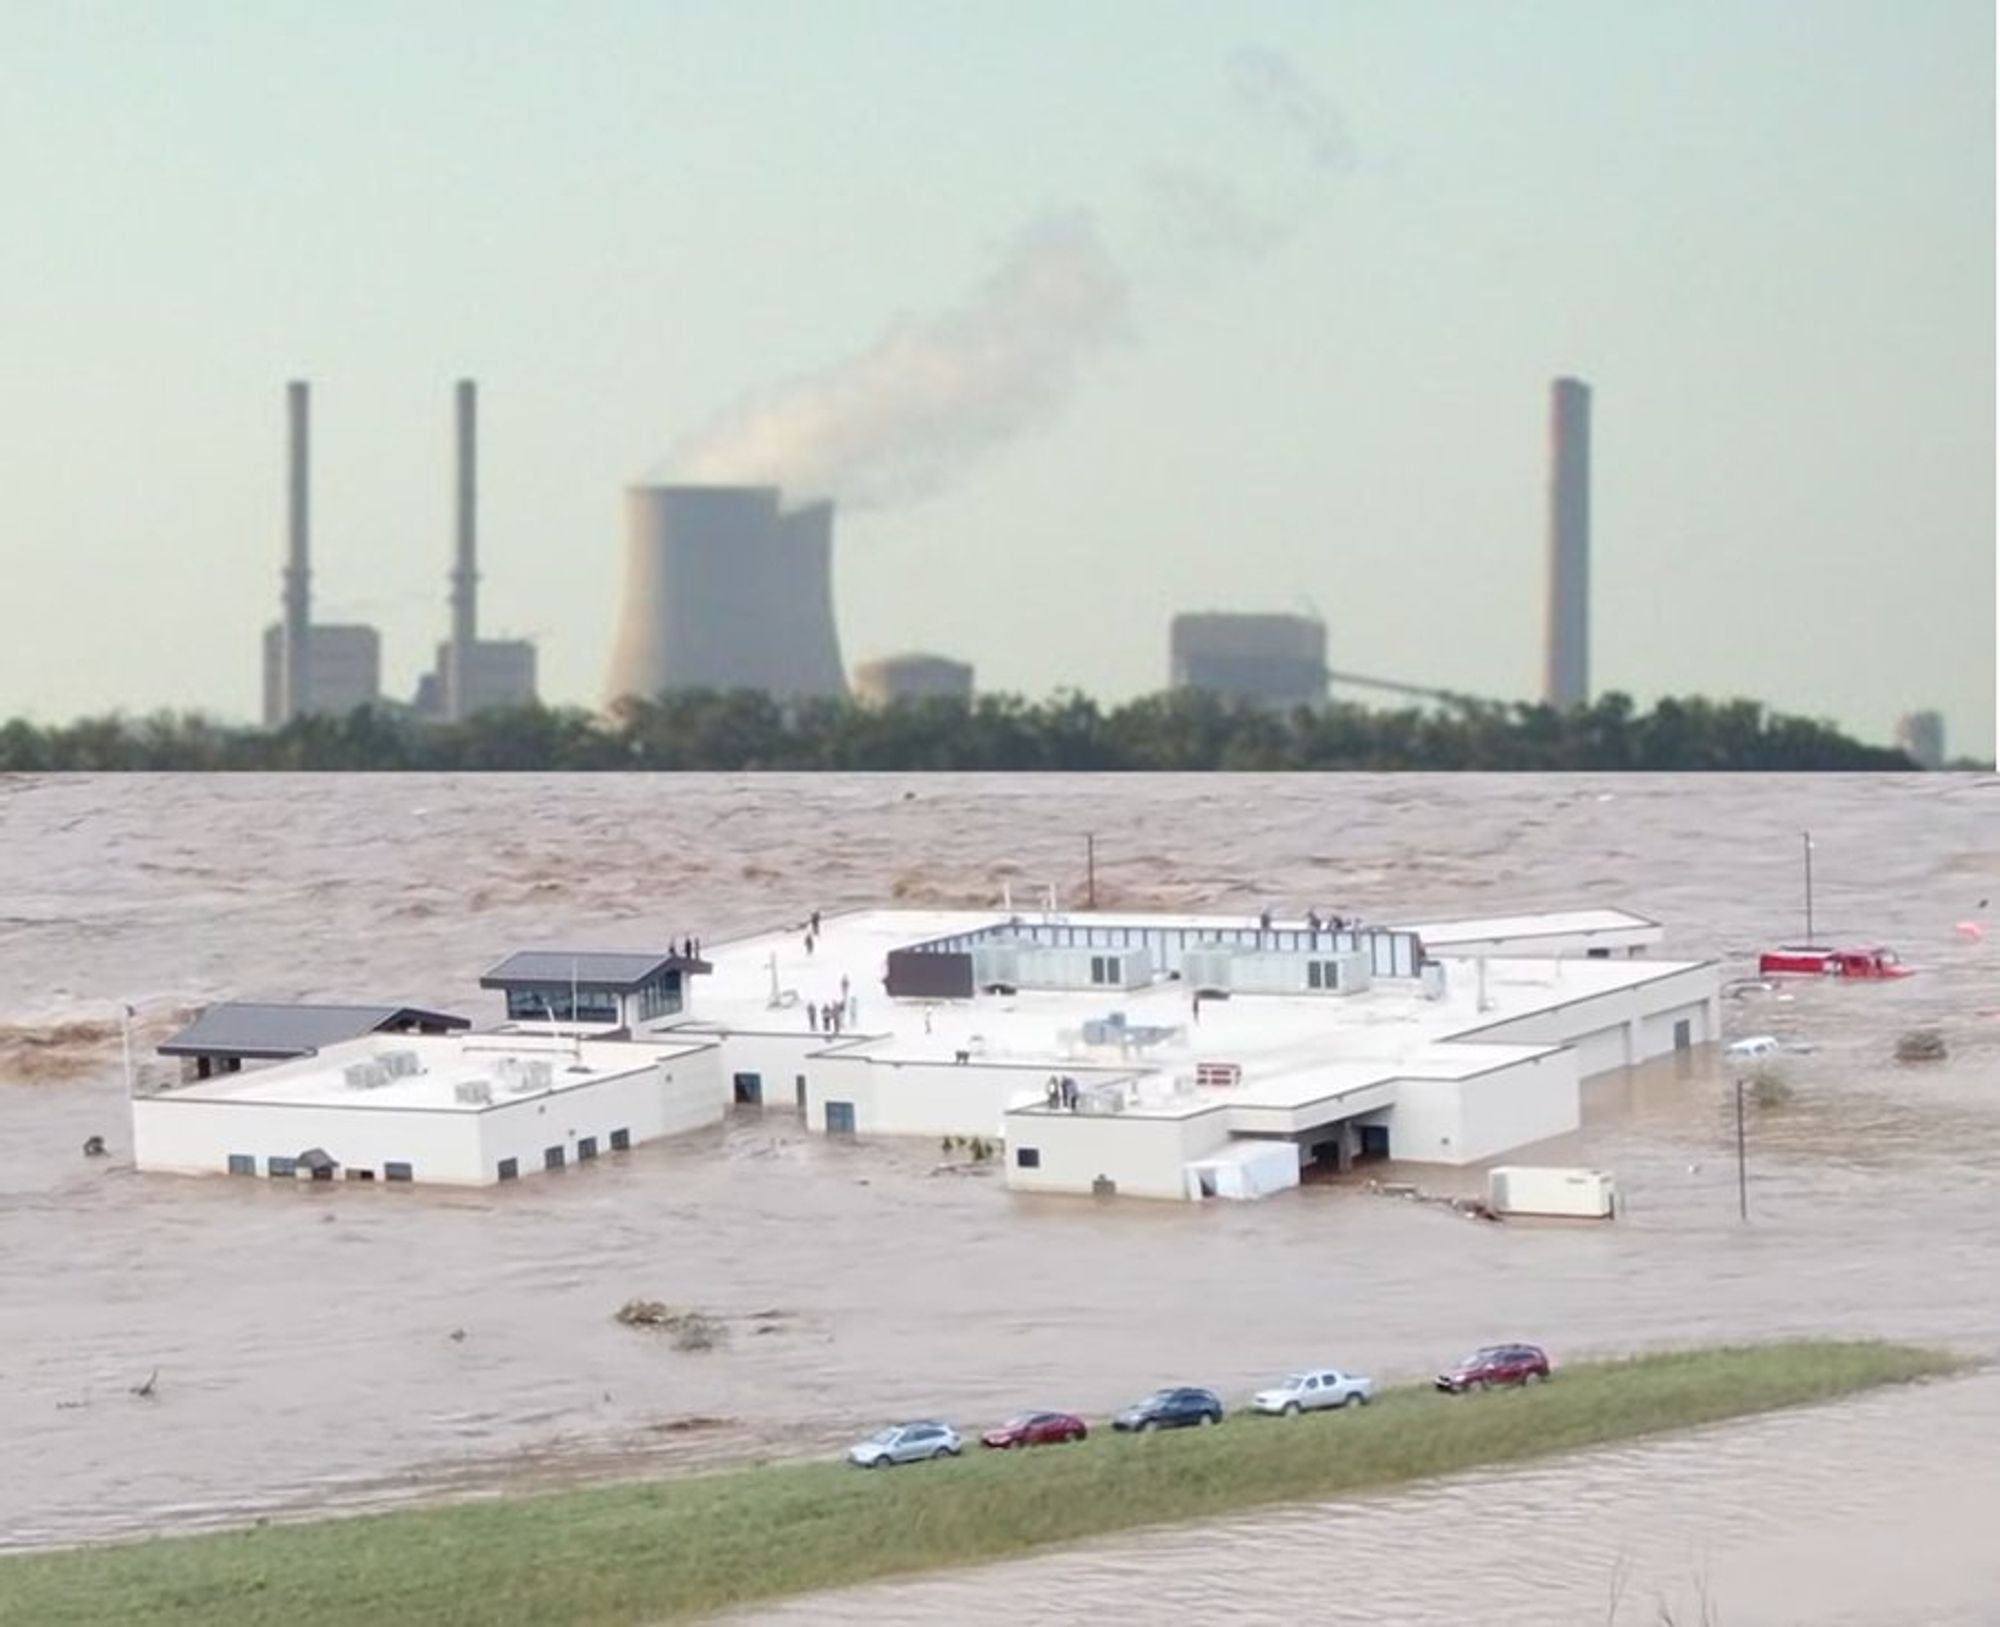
[1543, 377, 1591, 711]
[604, 485, 848, 706]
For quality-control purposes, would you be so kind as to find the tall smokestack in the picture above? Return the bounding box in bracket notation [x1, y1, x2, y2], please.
[282, 380, 312, 723]
[1544, 376, 1591, 711]
[447, 379, 478, 722]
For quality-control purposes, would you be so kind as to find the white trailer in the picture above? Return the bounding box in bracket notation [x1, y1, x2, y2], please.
[1487, 1165, 1617, 1219]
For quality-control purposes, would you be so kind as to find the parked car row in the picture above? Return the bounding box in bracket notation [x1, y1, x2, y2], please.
[844, 1348, 1553, 1468]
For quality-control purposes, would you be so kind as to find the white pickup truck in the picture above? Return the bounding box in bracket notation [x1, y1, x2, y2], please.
[1250, 1368, 1375, 1416]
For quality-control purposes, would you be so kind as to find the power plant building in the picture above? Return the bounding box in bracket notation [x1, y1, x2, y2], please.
[423, 380, 538, 722]
[604, 485, 848, 707]
[261, 624, 382, 726]
[264, 380, 384, 725]
[854, 653, 975, 706]
[1169, 613, 1327, 710]
[1544, 377, 1592, 712]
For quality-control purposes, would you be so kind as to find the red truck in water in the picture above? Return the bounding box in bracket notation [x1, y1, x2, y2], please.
[1757, 945, 1911, 979]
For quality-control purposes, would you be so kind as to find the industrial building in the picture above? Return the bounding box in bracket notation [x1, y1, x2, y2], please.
[1169, 613, 1328, 710]
[853, 653, 975, 706]
[262, 381, 385, 725]
[413, 380, 539, 722]
[604, 484, 848, 706]
[1544, 376, 1592, 712]
[260, 623, 382, 727]
[134, 906, 1717, 1200]
[259, 378, 537, 729]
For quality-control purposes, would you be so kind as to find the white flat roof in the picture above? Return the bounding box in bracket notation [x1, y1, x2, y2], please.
[663, 908, 1711, 1121]
[1395, 908, 1661, 945]
[161, 1031, 713, 1114]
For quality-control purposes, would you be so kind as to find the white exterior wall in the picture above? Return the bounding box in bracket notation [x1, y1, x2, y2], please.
[1449, 1051, 1579, 1163]
[805, 1056, 1124, 1140]
[1003, 1107, 1232, 1200]
[711, 1029, 830, 1112]
[476, 1050, 725, 1178]
[134, 1098, 485, 1182]
[1382, 1078, 1464, 1163]
[1464, 965, 1719, 1079]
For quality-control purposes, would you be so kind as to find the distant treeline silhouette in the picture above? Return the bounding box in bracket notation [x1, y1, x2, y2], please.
[0, 690, 1935, 772]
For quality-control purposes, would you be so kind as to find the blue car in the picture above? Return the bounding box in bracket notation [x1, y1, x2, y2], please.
[1112, 1386, 1224, 1432]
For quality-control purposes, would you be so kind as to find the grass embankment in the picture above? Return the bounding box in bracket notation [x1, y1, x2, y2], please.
[0, 1340, 1960, 1627]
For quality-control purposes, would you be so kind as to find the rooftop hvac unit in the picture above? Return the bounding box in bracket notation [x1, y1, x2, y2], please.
[343, 1060, 390, 1090]
[454, 1079, 494, 1105]
[1420, 960, 1448, 1001]
[525, 1059, 554, 1091]
[378, 1049, 422, 1078]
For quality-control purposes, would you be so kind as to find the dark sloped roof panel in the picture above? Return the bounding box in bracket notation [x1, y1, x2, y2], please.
[158, 1003, 469, 1060]
[480, 950, 710, 991]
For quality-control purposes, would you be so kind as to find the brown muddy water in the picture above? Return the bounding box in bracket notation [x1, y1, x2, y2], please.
[1, 773, 1997, 1621]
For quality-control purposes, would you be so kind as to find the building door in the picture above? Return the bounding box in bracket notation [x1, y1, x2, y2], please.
[1358, 1124, 1392, 1161]
[795, 1074, 807, 1111]
[825, 1100, 855, 1135]
[1673, 1018, 1692, 1051]
[733, 1072, 763, 1106]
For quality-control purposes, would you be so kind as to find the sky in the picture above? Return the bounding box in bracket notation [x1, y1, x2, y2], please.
[1, 0, 1993, 753]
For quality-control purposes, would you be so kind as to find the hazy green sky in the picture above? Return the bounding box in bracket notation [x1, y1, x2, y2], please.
[2, 0, 1992, 751]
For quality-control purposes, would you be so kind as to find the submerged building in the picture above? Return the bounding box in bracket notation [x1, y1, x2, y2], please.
[134, 906, 1716, 1198]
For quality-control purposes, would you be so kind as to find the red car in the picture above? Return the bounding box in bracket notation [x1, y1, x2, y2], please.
[980, 1410, 1088, 1449]
[1435, 1344, 1551, 1394]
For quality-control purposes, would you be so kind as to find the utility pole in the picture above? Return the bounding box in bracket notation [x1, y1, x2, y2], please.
[1803, 830, 1815, 944]
[1086, 834, 1096, 910]
[1735, 1076, 1749, 1221]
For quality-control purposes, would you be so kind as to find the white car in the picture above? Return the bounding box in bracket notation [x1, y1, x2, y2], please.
[845, 1421, 964, 1468]
[1251, 1369, 1375, 1416]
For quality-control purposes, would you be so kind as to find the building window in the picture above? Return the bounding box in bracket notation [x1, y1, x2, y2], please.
[505, 987, 619, 1025]
[498, 1158, 519, 1181]
[545, 1146, 565, 1171]
[347, 1168, 375, 1182]
[384, 1162, 413, 1182]
[609, 1129, 630, 1152]
[1307, 961, 1324, 989]
[1587, 947, 1611, 959]
[1016, 1147, 1041, 1169]
[227, 1154, 255, 1176]
[268, 1156, 296, 1179]
[1089, 955, 1121, 984]
[578, 1136, 598, 1161]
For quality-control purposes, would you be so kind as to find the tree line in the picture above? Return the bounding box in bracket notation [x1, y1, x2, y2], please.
[0, 689, 1934, 772]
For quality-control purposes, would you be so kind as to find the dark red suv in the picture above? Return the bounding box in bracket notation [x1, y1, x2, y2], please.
[980, 1410, 1088, 1449]
[1434, 1344, 1551, 1394]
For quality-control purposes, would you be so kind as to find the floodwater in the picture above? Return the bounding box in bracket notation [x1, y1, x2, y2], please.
[1, 772, 1997, 1622]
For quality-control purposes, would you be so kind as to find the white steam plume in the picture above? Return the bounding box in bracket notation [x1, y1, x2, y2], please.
[664, 211, 1131, 511]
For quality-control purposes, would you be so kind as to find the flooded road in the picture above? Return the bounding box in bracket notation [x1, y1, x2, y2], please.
[1, 772, 1996, 1617]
